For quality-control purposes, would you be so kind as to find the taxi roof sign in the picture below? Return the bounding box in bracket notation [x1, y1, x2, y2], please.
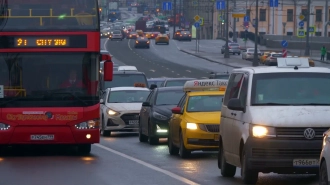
[277, 58, 309, 68]
[134, 83, 146, 87]
[183, 79, 228, 92]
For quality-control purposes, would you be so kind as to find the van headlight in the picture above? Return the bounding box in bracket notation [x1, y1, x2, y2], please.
[251, 125, 275, 138]
[0, 123, 10, 130]
[107, 109, 119, 116]
[75, 119, 99, 129]
[187, 123, 197, 130]
[153, 112, 168, 120]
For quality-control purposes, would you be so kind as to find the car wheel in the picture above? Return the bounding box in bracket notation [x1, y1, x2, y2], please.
[100, 115, 111, 137]
[168, 127, 179, 155]
[138, 117, 148, 142]
[120, 39, 122, 41]
[238, 52, 241, 55]
[147, 46, 150, 49]
[167, 42, 169, 45]
[77, 144, 91, 155]
[148, 121, 159, 145]
[241, 150, 258, 184]
[218, 141, 236, 177]
[320, 160, 328, 185]
[179, 131, 190, 158]
[155, 42, 158, 45]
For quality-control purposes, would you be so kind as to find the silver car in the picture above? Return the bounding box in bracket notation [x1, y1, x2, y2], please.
[242, 48, 262, 60]
[221, 43, 241, 55]
[110, 30, 123, 41]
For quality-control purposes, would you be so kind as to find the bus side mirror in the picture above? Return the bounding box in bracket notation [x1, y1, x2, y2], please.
[104, 61, 113, 81]
[100, 54, 111, 61]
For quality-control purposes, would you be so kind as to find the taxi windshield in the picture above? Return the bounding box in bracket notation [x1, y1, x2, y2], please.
[156, 90, 184, 105]
[251, 73, 330, 105]
[104, 74, 148, 88]
[108, 90, 150, 103]
[186, 95, 223, 112]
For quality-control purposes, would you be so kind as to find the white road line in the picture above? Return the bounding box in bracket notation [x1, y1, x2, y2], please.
[150, 69, 156, 72]
[173, 40, 181, 50]
[95, 144, 200, 185]
[186, 70, 191, 73]
[128, 39, 132, 50]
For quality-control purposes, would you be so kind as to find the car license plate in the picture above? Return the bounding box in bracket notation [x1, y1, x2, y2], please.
[30, 135, 54, 140]
[129, 120, 139, 125]
[214, 134, 219, 141]
[293, 159, 319, 167]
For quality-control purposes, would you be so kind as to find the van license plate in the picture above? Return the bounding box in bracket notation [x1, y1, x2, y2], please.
[30, 135, 54, 140]
[129, 120, 139, 125]
[293, 159, 319, 167]
[214, 134, 219, 141]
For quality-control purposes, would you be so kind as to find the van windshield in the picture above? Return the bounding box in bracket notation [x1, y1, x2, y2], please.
[251, 73, 330, 105]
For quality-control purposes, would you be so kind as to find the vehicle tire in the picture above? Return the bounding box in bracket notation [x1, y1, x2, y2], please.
[148, 121, 159, 145]
[77, 144, 91, 155]
[168, 127, 179, 155]
[218, 142, 236, 177]
[179, 131, 190, 158]
[238, 52, 241, 55]
[320, 160, 329, 185]
[147, 46, 150, 49]
[167, 42, 169, 45]
[120, 39, 123, 41]
[241, 150, 258, 184]
[189, 39, 191, 41]
[138, 118, 148, 142]
[100, 115, 111, 137]
[155, 42, 158, 45]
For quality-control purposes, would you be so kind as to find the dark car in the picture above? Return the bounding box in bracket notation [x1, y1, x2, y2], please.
[139, 87, 185, 144]
[209, 72, 230, 79]
[220, 43, 241, 55]
[160, 78, 196, 87]
[147, 78, 167, 88]
[173, 29, 185, 40]
[135, 36, 150, 48]
[127, 31, 137, 39]
[177, 31, 191, 41]
[99, 71, 148, 91]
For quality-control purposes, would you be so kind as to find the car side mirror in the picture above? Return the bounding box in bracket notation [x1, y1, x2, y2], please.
[100, 99, 105, 104]
[150, 84, 157, 89]
[227, 98, 244, 112]
[172, 107, 182, 114]
[142, 102, 150, 106]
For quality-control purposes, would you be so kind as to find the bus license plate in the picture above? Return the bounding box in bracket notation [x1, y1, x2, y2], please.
[129, 120, 139, 125]
[214, 134, 219, 141]
[30, 135, 54, 141]
[293, 159, 319, 167]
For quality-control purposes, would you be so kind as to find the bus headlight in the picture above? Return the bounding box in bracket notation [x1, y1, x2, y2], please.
[75, 119, 99, 129]
[251, 125, 275, 138]
[187, 123, 197, 130]
[0, 123, 10, 130]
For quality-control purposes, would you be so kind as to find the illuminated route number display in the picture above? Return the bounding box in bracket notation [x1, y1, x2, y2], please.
[15, 37, 70, 47]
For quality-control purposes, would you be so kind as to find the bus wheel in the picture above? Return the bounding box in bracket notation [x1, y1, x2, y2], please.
[77, 144, 91, 155]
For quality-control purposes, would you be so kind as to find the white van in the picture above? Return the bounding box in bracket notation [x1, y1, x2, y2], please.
[218, 58, 330, 184]
[118, 66, 138, 71]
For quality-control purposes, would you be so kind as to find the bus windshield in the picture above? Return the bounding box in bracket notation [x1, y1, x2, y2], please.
[0, 52, 99, 108]
[0, 0, 99, 31]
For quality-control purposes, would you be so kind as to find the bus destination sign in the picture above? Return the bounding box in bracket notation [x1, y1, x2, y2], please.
[15, 37, 70, 47]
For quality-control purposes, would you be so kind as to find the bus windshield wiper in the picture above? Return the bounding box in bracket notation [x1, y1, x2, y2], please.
[49, 92, 88, 105]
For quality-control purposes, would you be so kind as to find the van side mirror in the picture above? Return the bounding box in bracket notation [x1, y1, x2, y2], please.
[227, 98, 244, 112]
[142, 102, 150, 106]
[150, 84, 157, 89]
[104, 61, 113, 81]
[100, 99, 105, 104]
[172, 107, 182, 114]
[100, 54, 111, 61]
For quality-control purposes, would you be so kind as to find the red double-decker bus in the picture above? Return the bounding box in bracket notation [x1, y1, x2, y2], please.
[0, 0, 113, 154]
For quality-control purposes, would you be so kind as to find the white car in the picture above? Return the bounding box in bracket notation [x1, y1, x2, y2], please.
[118, 66, 138, 71]
[242, 48, 261, 60]
[320, 129, 330, 184]
[99, 87, 151, 136]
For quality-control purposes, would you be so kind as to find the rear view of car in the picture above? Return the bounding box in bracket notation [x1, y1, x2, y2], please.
[265, 53, 283, 66]
[221, 43, 241, 55]
[155, 34, 169, 45]
[135, 37, 150, 49]
[177, 31, 191, 41]
[110, 30, 123, 41]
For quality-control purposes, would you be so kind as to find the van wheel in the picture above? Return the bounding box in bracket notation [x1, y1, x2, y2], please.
[320, 161, 328, 185]
[179, 131, 190, 158]
[241, 150, 258, 184]
[218, 142, 236, 177]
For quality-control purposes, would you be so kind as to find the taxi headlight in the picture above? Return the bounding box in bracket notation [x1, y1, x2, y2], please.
[75, 119, 99, 129]
[153, 112, 168, 120]
[107, 109, 119, 116]
[187, 123, 197, 130]
[0, 123, 10, 130]
[251, 125, 275, 138]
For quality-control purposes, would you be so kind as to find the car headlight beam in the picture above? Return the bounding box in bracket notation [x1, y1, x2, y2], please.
[187, 123, 197, 130]
[107, 109, 119, 116]
[251, 125, 275, 138]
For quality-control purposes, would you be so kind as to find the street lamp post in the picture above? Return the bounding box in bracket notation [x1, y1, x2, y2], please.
[304, 0, 311, 56]
[253, 0, 259, 66]
[224, 0, 230, 58]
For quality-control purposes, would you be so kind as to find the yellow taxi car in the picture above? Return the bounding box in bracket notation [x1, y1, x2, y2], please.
[168, 79, 227, 158]
[259, 52, 271, 64]
[144, 32, 152, 39]
[136, 30, 144, 37]
[155, 34, 169, 45]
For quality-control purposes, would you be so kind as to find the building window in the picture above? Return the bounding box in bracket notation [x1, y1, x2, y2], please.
[287, 9, 293, 22]
[315, 32, 321, 36]
[301, 9, 308, 22]
[316, 9, 322, 22]
[259, 9, 266, 21]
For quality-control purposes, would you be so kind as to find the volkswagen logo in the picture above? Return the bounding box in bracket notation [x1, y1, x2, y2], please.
[304, 128, 315, 140]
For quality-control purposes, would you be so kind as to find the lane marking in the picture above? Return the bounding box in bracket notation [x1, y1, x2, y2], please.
[95, 144, 200, 185]
[150, 69, 156, 72]
[128, 39, 132, 50]
[186, 70, 191, 73]
[103, 38, 127, 65]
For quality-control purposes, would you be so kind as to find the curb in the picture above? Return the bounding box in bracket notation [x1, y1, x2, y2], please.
[179, 49, 241, 68]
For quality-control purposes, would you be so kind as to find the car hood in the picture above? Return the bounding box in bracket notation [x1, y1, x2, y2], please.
[106, 103, 142, 111]
[153, 105, 177, 117]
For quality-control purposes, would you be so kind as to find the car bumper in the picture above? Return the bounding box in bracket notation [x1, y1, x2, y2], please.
[244, 137, 322, 174]
[104, 111, 140, 131]
[135, 43, 150, 47]
[183, 127, 218, 151]
[178, 36, 191, 40]
[156, 39, 169, 43]
[228, 49, 240, 53]
[110, 36, 122, 39]
[0, 126, 99, 144]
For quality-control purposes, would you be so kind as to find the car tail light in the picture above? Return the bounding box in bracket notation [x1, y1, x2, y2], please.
[180, 34, 182, 36]
[189, 34, 191, 36]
